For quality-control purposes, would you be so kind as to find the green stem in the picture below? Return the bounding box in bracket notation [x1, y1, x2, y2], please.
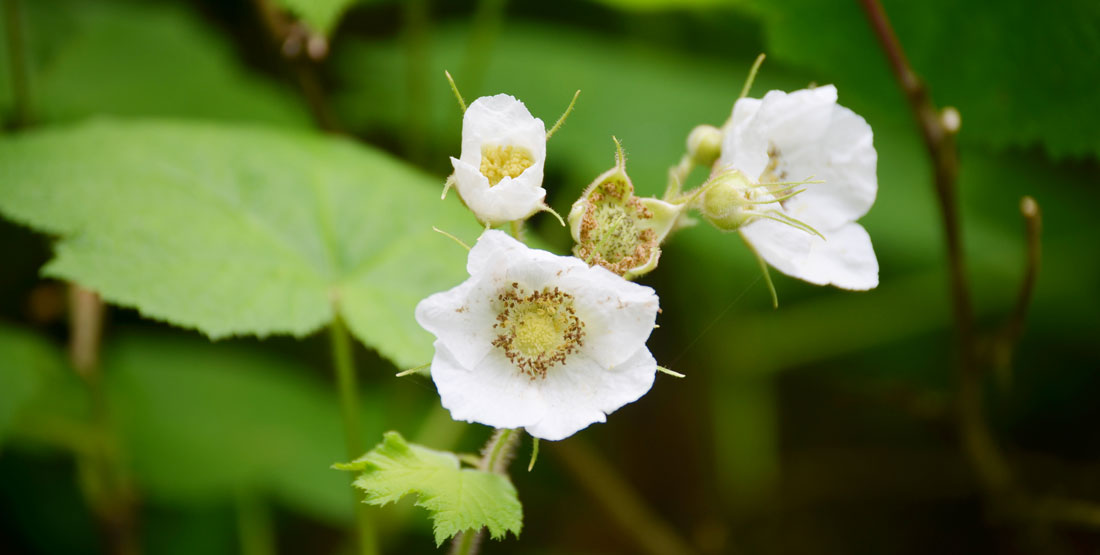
[449, 529, 483, 555]
[404, 0, 430, 163]
[664, 154, 694, 199]
[460, 0, 508, 96]
[69, 285, 140, 555]
[481, 428, 517, 474]
[329, 315, 379, 555]
[236, 490, 275, 555]
[450, 429, 521, 555]
[3, 0, 32, 128]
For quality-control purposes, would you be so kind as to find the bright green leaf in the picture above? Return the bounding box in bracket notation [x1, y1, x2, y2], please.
[0, 120, 480, 368]
[336, 431, 522, 545]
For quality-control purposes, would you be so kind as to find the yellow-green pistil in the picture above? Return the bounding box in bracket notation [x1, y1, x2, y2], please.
[480, 144, 535, 186]
[492, 283, 586, 379]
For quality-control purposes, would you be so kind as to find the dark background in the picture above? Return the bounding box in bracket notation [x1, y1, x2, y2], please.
[1, 0, 1099, 553]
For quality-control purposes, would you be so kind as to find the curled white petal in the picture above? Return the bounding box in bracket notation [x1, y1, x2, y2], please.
[414, 230, 661, 440]
[741, 219, 878, 290]
[767, 103, 877, 230]
[720, 85, 879, 289]
[452, 94, 547, 225]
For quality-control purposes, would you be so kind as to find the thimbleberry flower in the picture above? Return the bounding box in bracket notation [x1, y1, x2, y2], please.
[414, 230, 660, 441]
[718, 85, 879, 290]
[449, 94, 548, 226]
[569, 140, 681, 279]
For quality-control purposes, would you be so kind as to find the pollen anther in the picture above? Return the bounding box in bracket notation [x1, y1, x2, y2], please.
[492, 285, 585, 379]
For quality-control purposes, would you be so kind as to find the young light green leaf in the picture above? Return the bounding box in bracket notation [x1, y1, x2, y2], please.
[0, 120, 481, 368]
[336, 431, 522, 545]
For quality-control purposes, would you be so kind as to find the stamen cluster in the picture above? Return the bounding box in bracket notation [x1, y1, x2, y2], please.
[480, 145, 535, 187]
[491, 282, 585, 379]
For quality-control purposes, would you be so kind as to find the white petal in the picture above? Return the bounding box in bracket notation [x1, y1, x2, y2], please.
[741, 219, 878, 289]
[773, 104, 877, 230]
[556, 266, 659, 368]
[804, 222, 879, 290]
[451, 158, 545, 225]
[414, 274, 498, 370]
[754, 85, 837, 147]
[466, 229, 527, 275]
[431, 342, 546, 430]
[718, 97, 768, 179]
[526, 348, 657, 441]
[459, 94, 547, 170]
[740, 217, 820, 284]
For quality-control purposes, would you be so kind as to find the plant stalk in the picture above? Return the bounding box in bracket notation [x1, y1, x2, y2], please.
[2, 0, 32, 128]
[329, 315, 379, 555]
[450, 428, 521, 555]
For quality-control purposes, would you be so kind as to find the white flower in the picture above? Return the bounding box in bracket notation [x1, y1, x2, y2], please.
[718, 85, 879, 290]
[414, 230, 660, 441]
[450, 94, 547, 226]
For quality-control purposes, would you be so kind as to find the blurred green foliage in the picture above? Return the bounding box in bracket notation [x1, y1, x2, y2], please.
[0, 120, 481, 368]
[1, 0, 1098, 553]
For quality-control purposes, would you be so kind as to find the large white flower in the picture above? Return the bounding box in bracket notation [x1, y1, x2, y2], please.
[719, 85, 879, 290]
[414, 230, 660, 441]
[450, 94, 547, 226]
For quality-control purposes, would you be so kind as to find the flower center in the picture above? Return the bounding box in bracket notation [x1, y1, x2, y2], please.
[492, 283, 585, 379]
[480, 144, 535, 186]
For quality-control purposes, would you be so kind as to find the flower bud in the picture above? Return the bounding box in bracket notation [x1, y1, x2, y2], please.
[699, 169, 756, 231]
[570, 140, 682, 279]
[686, 124, 723, 167]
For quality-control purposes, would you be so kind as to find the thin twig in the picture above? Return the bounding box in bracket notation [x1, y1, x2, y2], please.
[989, 196, 1042, 376]
[858, 0, 1012, 495]
[68, 285, 141, 555]
[859, 0, 1100, 533]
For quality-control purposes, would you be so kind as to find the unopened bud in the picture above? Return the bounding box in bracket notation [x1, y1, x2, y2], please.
[687, 124, 723, 167]
[700, 170, 756, 231]
[941, 106, 961, 134]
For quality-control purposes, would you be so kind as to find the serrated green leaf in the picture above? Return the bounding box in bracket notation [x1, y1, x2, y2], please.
[0, 119, 481, 368]
[732, 0, 1100, 159]
[338, 431, 522, 545]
